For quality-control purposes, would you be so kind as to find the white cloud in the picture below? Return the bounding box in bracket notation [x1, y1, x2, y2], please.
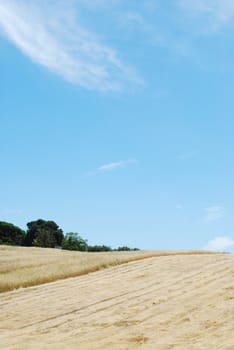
[98, 159, 137, 171]
[0, 0, 142, 91]
[204, 206, 224, 221]
[119, 11, 151, 29]
[204, 236, 234, 252]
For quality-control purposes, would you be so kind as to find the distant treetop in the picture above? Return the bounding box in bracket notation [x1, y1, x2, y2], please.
[0, 221, 25, 246]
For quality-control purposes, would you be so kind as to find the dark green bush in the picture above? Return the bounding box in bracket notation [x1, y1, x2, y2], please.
[0, 221, 25, 246]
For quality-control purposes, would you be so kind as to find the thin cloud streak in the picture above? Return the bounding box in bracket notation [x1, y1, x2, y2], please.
[178, 0, 234, 26]
[204, 206, 224, 221]
[98, 159, 137, 171]
[0, 0, 142, 91]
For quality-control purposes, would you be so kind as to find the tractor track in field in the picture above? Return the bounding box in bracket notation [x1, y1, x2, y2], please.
[0, 253, 233, 349]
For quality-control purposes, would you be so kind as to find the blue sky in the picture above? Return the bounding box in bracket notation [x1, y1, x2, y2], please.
[1, 0, 234, 252]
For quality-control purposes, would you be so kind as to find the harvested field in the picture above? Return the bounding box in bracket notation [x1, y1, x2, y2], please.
[0, 252, 233, 349]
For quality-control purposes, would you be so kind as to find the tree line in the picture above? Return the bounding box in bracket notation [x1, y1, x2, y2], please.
[0, 219, 139, 252]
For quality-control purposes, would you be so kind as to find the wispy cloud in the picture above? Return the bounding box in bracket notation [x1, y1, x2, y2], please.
[119, 11, 152, 32]
[98, 159, 137, 171]
[178, 0, 234, 27]
[0, 0, 142, 91]
[204, 236, 234, 252]
[204, 206, 224, 221]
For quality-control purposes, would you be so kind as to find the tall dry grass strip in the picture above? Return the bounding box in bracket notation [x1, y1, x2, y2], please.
[0, 245, 215, 292]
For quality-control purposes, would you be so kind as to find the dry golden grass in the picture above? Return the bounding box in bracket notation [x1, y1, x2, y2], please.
[0, 252, 233, 349]
[0, 245, 214, 292]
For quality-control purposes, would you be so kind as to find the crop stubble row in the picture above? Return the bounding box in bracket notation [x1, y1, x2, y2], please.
[0, 253, 233, 350]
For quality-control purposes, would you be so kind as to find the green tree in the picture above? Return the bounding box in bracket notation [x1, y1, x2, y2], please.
[62, 232, 88, 251]
[24, 219, 64, 248]
[0, 221, 25, 246]
[116, 246, 140, 251]
[32, 227, 57, 248]
[88, 245, 112, 252]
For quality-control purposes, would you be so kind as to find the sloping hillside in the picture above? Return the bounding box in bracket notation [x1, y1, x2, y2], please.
[0, 245, 211, 292]
[0, 253, 233, 349]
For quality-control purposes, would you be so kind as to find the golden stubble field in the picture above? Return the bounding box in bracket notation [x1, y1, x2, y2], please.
[0, 246, 233, 349]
